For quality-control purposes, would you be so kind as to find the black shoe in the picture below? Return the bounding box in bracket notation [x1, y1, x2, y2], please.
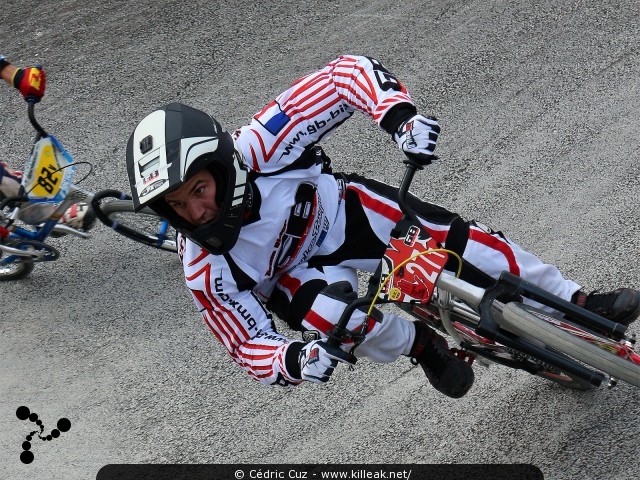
[572, 289, 640, 326]
[410, 322, 474, 398]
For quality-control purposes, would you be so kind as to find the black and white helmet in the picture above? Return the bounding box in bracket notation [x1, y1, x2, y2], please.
[126, 103, 249, 255]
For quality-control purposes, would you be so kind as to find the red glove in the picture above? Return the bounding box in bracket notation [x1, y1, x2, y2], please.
[13, 66, 46, 102]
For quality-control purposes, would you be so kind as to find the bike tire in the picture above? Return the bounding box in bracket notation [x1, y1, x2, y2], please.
[0, 257, 35, 281]
[500, 302, 640, 388]
[92, 190, 177, 253]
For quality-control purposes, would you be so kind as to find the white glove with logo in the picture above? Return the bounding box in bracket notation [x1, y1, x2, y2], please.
[299, 340, 356, 384]
[393, 114, 440, 165]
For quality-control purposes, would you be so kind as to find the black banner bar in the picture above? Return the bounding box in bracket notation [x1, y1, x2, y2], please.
[97, 464, 543, 480]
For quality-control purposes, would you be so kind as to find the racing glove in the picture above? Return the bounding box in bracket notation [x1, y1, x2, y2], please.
[393, 114, 440, 165]
[299, 340, 356, 384]
[12, 66, 46, 102]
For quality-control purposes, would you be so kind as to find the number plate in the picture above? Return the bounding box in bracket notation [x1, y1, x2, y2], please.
[22, 135, 75, 203]
[378, 220, 448, 304]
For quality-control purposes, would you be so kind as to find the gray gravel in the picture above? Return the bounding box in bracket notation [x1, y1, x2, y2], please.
[2, 1, 640, 479]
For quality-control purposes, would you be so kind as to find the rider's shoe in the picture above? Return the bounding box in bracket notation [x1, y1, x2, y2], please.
[572, 288, 640, 326]
[59, 202, 96, 231]
[410, 321, 474, 398]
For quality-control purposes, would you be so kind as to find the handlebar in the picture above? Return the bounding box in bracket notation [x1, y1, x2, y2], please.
[397, 154, 425, 226]
[91, 189, 133, 228]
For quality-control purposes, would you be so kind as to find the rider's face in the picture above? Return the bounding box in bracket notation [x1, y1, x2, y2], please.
[164, 169, 221, 226]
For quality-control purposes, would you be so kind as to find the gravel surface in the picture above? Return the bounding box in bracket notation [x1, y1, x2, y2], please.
[1, 1, 639, 479]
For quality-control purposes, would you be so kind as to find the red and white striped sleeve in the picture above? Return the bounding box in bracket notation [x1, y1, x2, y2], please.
[321, 54, 415, 125]
[236, 55, 417, 172]
[184, 258, 303, 387]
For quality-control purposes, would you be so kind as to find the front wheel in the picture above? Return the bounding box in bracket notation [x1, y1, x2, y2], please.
[92, 190, 177, 253]
[500, 302, 640, 388]
[0, 257, 35, 281]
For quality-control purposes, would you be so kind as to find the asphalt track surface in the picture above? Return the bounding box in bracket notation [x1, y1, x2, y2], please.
[2, 1, 640, 479]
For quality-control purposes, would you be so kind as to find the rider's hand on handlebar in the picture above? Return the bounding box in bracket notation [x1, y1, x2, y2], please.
[394, 114, 440, 165]
[298, 340, 356, 384]
[13, 66, 46, 102]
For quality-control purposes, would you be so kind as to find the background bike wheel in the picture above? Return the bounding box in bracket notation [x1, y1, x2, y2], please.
[500, 302, 640, 388]
[0, 257, 35, 281]
[93, 193, 177, 253]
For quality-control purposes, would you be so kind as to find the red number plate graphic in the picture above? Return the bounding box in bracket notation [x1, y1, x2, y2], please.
[379, 224, 448, 304]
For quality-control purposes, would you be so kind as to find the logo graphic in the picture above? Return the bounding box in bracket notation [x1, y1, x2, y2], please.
[302, 330, 321, 342]
[307, 346, 320, 365]
[404, 225, 420, 247]
[16, 406, 71, 464]
[140, 178, 167, 197]
[28, 69, 43, 90]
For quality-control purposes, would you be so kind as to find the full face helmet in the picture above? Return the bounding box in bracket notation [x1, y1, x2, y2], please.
[126, 103, 249, 255]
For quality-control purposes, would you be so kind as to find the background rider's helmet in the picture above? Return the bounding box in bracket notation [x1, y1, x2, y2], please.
[126, 103, 249, 255]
